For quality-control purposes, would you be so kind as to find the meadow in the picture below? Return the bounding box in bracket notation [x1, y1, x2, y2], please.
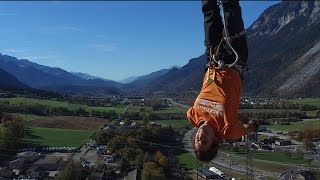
[153, 119, 189, 128]
[10, 113, 42, 121]
[265, 119, 320, 132]
[0, 97, 127, 113]
[26, 127, 93, 147]
[287, 98, 320, 108]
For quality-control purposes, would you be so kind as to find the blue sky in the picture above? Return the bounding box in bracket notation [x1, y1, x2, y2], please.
[0, 1, 279, 81]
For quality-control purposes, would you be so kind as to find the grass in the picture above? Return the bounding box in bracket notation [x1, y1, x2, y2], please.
[220, 152, 294, 174]
[265, 119, 320, 132]
[87, 106, 126, 113]
[153, 107, 185, 114]
[240, 109, 300, 113]
[153, 119, 189, 128]
[304, 110, 319, 117]
[287, 98, 320, 108]
[177, 151, 198, 169]
[0, 97, 127, 113]
[127, 105, 152, 113]
[253, 152, 308, 165]
[26, 127, 93, 147]
[0, 97, 83, 109]
[231, 151, 309, 165]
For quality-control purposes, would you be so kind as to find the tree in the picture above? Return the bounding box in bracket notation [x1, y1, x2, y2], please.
[124, 118, 132, 126]
[141, 162, 166, 180]
[57, 158, 90, 180]
[143, 152, 153, 163]
[154, 151, 168, 169]
[303, 139, 314, 151]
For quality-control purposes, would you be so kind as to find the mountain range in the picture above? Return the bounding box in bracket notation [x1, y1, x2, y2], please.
[0, 53, 123, 95]
[136, 1, 320, 97]
[0, 53, 179, 96]
[0, 68, 28, 90]
[1, 1, 319, 97]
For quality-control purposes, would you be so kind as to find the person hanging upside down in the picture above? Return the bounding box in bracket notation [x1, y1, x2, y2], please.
[187, 0, 258, 162]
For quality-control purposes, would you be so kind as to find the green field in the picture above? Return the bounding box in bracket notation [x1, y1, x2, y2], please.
[0, 97, 127, 113]
[240, 109, 300, 113]
[287, 98, 320, 108]
[177, 151, 198, 169]
[0, 97, 83, 109]
[231, 151, 310, 165]
[153, 107, 185, 114]
[26, 127, 93, 147]
[154, 119, 189, 128]
[253, 152, 309, 165]
[265, 119, 320, 132]
[127, 105, 152, 113]
[87, 106, 126, 113]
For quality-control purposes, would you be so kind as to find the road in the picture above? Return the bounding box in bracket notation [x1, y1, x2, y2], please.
[182, 127, 196, 153]
[121, 104, 132, 115]
[73, 145, 90, 161]
[280, 169, 319, 180]
[182, 129, 286, 179]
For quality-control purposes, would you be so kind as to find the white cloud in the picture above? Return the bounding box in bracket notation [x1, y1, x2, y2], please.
[21, 55, 59, 61]
[88, 43, 117, 52]
[4, 48, 26, 53]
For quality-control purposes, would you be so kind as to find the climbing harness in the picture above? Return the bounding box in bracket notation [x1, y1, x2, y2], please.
[207, 0, 246, 83]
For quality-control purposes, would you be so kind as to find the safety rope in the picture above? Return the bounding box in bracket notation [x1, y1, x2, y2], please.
[207, 0, 246, 83]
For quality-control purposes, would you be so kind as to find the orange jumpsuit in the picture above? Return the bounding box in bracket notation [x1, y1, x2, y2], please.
[187, 67, 246, 140]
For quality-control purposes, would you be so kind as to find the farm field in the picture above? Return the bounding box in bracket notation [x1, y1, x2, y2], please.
[287, 98, 320, 108]
[0, 97, 127, 113]
[0, 97, 83, 109]
[26, 127, 93, 147]
[127, 105, 152, 112]
[239, 109, 300, 113]
[153, 107, 185, 114]
[29, 116, 109, 130]
[10, 113, 43, 121]
[229, 151, 316, 167]
[265, 119, 320, 132]
[153, 119, 189, 128]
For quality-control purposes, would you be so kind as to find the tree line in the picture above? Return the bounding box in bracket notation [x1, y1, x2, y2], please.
[0, 112, 25, 154]
[240, 101, 318, 111]
[93, 125, 184, 179]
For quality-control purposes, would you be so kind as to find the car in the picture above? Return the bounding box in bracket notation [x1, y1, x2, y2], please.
[104, 157, 115, 163]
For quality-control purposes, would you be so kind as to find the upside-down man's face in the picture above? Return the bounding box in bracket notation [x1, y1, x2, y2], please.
[194, 121, 218, 151]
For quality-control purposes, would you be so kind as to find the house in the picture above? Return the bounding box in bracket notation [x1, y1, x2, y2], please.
[34, 156, 65, 171]
[193, 167, 226, 180]
[262, 137, 276, 145]
[247, 133, 259, 142]
[26, 156, 65, 180]
[275, 140, 291, 146]
[17, 151, 40, 162]
[26, 166, 48, 180]
[9, 158, 25, 169]
[10, 151, 41, 169]
[0, 167, 12, 178]
[233, 142, 247, 148]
